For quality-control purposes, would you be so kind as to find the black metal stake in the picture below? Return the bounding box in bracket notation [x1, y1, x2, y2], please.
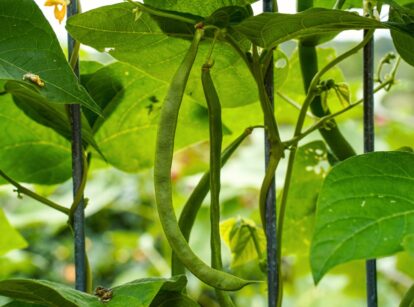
[263, 1, 279, 306]
[363, 30, 378, 307]
[67, 1, 87, 292]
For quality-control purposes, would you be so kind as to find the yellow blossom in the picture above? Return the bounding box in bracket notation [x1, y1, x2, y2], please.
[44, 0, 70, 24]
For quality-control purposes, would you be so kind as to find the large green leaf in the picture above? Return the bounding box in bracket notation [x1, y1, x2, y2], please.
[144, 0, 257, 17]
[0, 95, 71, 184]
[310, 151, 414, 284]
[0, 0, 100, 114]
[0, 276, 188, 307]
[66, 3, 257, 108]
[84, 62, 210, 172]
[0, 209, 27, 256]
[234, 9, 400, 48]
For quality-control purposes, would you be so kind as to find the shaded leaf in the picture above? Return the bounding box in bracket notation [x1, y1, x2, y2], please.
[0, 94, 71, 184]
[5, 83, 102, 157]
[220, 217, 266, 267]
[0, 209, 27, 256]
[311, 151, 414, 283]
[0, 0, 100, 114]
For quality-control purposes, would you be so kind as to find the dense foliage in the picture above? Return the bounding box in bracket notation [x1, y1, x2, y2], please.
[0, 0, 413, 306]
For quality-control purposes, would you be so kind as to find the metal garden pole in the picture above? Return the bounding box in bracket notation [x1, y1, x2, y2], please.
[67, 0, 87, 292]
[263, 1, 279, 306]
[363, 29, 378, 307]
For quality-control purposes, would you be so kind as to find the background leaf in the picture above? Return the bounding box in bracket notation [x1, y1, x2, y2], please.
[310, 151, 414, 283]
[282, 141, 328, 255]
[0, 0, 100, 114]
[0, 209, 27, 256]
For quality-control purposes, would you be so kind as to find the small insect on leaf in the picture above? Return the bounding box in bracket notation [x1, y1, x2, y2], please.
[22, 73, 45, 88]
[94, 286, 113, 302]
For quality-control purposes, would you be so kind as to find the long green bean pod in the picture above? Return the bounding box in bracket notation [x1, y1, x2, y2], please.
[172, 126, 260, 275]
[154, 27, 251, 291]
[297, 0, 356, 160]
[202, 62, 235, 306]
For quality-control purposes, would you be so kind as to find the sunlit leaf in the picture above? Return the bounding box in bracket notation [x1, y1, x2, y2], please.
[0, 0, 100, 114]
[311, 151, 414, 283]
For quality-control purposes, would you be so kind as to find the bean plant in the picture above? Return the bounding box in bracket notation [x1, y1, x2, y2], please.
[0, 0, 413, 306]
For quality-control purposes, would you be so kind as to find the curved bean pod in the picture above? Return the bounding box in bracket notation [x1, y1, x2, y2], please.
[154, 28, 252, 291]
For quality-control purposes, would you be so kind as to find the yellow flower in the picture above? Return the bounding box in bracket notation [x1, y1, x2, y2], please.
[44, 0, 70, 24]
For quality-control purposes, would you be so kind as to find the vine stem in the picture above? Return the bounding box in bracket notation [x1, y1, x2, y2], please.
[284, 78, 395, 147]
[67, 0, 87, 292]
[262, 1, 280, 306]
[275, 30, 375, 307]
[0, 170, 69, 215]
[364, 30, 378, 307]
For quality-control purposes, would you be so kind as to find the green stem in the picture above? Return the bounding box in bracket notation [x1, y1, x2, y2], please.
[285, 78, 395, 147]
[0, 170, 69, 215]
[125, 0, 198, 24]
[276, 91, 317, 119]
[333, 0, 347, 9]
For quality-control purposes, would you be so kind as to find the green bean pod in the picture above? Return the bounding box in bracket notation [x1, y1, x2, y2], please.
[202, 63, 235, 306]
[154, 28, 251, 291]
[172, 126, 257, 275]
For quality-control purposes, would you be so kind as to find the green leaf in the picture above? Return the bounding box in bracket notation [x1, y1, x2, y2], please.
[389, 3, 414, 67]
[144, 0, 257, 17]
[0, 209, 27, 256]
[401, 283, 414, 307]
[0, 0, 100, 115]
[402, 234, 414, 257]
[0, 276, 188, 307]
[0, 279, 100, 307]
[85, 62, 210, 172]
[5, 83, 103, 158]
[66, 3, 257, 108]
[310, 151, 414, 284]
[205, 5, 253, 28]
[234, 9, 392, 48]
[282, 141, 328, 255]
[220, 217, 266, 267]
[0, 94, 71, 184]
